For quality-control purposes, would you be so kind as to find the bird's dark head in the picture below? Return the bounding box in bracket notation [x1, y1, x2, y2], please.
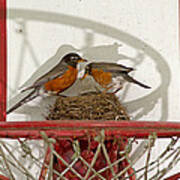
[81, 63, 92, 80]
[62, 53, 87, 67]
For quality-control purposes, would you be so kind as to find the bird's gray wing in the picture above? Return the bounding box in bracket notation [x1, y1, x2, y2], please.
[21, 62, 68, 92]
[90, 62, 134, 73]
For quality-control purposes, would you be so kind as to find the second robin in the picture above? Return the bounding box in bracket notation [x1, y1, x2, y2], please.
[82, 62, 151, 93]
[7, 53, 87, 114]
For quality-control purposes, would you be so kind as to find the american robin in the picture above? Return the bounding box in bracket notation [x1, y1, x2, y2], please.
[7, 53, 87, 114]
[82, 62, 151, 93]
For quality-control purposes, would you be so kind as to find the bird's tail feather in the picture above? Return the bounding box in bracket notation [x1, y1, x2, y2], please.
[21, 85, 34, 93]
[6, 90, 38, 114]
[125, 75, 151, 89]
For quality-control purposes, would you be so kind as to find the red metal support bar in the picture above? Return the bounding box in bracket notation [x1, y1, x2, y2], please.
[165, 172, 180, 180]
[0, 121, 180, 139]
[0, 174, 9, 180]
[39, 147, 51, 180]
[179, 0, 180, 50]
[1, 120, 180, 129]
[0, 0, 7, 122]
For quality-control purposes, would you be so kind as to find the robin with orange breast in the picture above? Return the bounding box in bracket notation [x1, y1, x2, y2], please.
[82, 62, 151, 93]
[7, 53, 87, 114]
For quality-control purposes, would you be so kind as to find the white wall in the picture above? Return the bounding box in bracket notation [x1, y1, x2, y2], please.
[7, 0, 180, 122]
[6, 0, 180, 178]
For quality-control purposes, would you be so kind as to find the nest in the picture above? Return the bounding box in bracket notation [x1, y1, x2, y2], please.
[47, 92, 130, 121]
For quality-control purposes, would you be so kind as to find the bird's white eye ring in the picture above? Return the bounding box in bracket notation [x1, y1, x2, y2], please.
[71, 56, 78, 61]
[70, 56, 74, 60]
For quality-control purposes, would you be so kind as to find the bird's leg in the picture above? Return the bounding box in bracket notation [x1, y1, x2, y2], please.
[112, 86, 123, 94]
[112, 81, 124, 94]
[102, 83, 114, 94]
[56, 92, 67, 97]
[58, 94, 67, 97]
[94, 85, 102, 93]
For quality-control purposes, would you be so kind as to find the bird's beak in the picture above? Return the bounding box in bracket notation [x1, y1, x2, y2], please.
[81, 72, 88, 80]
[78, 59, 88, 63]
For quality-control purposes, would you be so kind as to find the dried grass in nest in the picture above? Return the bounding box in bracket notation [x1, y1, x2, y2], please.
[47, 92, 130, 121]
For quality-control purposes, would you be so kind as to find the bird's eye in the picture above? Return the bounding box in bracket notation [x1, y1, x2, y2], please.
[71, 56, 77, 61]
[86, 66, 90, 72]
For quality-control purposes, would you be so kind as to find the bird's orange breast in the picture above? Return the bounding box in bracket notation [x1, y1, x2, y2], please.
[44, 66, 78, 93]
[91, 68, 112, 88]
